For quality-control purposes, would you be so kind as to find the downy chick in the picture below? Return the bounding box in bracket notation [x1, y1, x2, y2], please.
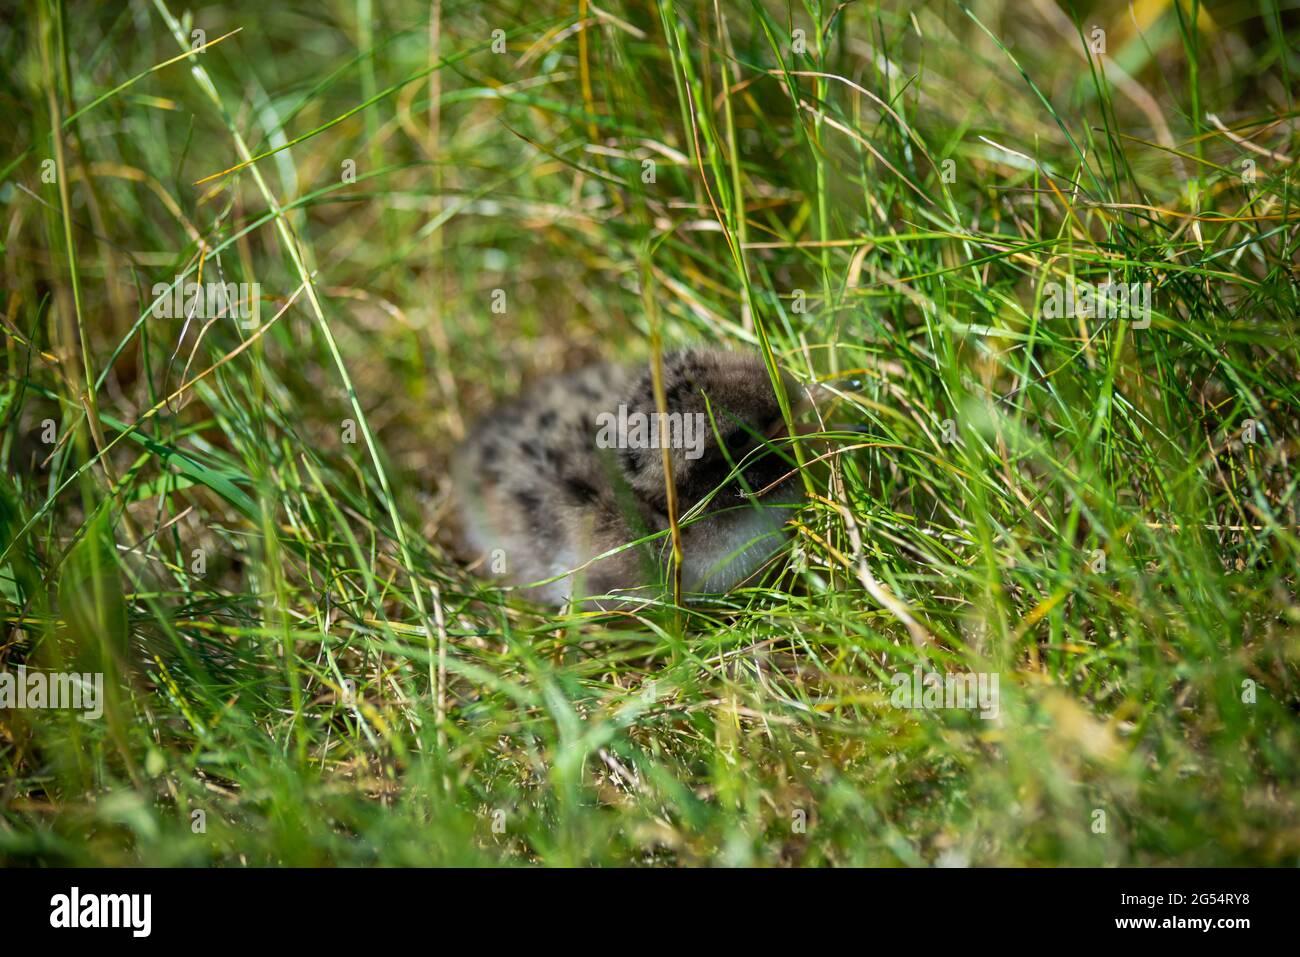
[450, 350, 808, 606]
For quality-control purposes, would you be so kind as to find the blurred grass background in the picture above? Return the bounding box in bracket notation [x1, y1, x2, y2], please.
[1, 0, 1298, 865]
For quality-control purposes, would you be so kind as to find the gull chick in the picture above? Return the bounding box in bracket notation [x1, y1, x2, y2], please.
[450, 350, 807, 606]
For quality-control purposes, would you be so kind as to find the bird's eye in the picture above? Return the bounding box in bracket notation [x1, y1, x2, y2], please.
[762, 415, 788, 439]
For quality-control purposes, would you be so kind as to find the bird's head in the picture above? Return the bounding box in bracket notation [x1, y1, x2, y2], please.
[613, 350, 807, 513]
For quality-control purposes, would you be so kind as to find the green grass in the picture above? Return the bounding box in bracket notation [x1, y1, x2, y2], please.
[1, 0, 1298, 866]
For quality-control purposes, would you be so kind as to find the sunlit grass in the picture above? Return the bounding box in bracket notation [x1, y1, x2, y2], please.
[0, 0, 1297, 865]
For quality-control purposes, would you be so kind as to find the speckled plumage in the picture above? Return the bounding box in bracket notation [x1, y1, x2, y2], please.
[450, 350, 807, 606]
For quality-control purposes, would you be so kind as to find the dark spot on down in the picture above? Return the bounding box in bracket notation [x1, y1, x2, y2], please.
[562, 475, 600, 504]
[621, 448, 644, 475]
